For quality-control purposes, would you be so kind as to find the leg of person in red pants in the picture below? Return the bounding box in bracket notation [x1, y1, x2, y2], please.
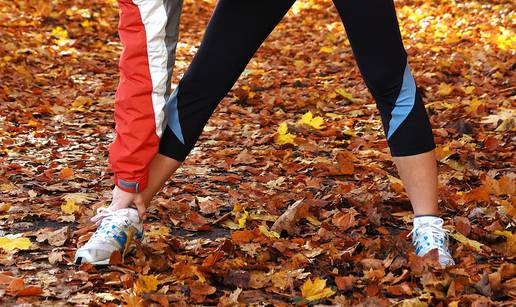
[75, 0, 183, 265]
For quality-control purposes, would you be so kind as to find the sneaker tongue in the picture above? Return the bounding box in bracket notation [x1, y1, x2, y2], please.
[115, 208, 140, 223]
[414, 215, 443, 228]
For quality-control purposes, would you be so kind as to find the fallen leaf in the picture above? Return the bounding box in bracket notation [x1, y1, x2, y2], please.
[61, 199, 79, 214]
[275, 122, 296, 145]
[0, 236, 32, 251]
[59, 167, 74, 180]
[301, 277, 335, 301]
[297, 111, 324, 129]
[331, 209, 357, 231]
[270, 200, 307, 235]
[133, 274, 159, 295]
[451, 232, 487, 252]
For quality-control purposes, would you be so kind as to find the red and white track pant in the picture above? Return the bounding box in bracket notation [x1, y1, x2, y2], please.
[109, 0, 183, 193]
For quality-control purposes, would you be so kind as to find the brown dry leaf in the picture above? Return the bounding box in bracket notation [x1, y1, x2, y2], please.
[197, 196, 221, 215]
[36, 226, 70, 247]
[270, 199, 306, 235]
[217, 288, 242, 307]
[120, 292, 145, 307]
[331, 208, 358, 231]
[48, 251, 64, 264]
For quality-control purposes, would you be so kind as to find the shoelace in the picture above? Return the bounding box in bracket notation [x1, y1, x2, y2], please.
[91, 208, 131, 241]
[407, 221, 450, 253]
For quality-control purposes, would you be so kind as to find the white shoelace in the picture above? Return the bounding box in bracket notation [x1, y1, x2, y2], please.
[407, 221, 450, 254]
[90, 208, 132, 242]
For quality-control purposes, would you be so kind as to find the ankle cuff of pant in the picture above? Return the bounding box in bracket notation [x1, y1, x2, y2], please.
[114, 173, 148, 193]
[390, 142, 436, 157]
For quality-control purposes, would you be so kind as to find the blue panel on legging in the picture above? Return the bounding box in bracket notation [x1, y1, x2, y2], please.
[167, 87, 185, 144]
[387, 62, 416, 139]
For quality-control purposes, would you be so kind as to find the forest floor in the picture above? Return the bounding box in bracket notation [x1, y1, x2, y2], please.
[0, 0, 514, 306]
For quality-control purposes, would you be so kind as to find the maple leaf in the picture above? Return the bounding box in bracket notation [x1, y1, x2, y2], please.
[0, 203, 11, 213]
[494, 26, 515, 50]
[0, 236, 32, 251]
[133, 274, 159, 295]
[301, 277, 335, 301]
[400, 298, 428, 307]
[481, 109, 515, 131]
[451, 232, 486, 252]
[145, 225, 170, 238]
[319, 46, 335, 53]
[61, 199, 80, 214]
[335, 88, 357, 103]
[120, 292, 144, 307]
[258, 225, 280, 239]
[237, 210, 249, 229]
[51, 26, 68, 39]
[275, 122, 296, 145]
[297, 111, 325, 129]
[63, 193, 95, 204]
[438, 83, 454, 96]
[59, 167, 74, 180]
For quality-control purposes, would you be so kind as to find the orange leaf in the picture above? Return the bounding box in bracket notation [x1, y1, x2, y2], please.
[17, 286, 43, 296]
[59, 167, 74, 180]
[231, 230, 255, 243]
[7, 278, 24, 293]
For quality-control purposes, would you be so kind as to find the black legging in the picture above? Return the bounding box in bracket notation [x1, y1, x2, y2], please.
[159, 0, 435, 161]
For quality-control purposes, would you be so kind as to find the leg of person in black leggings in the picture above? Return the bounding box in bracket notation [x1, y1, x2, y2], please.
[331, 0, 452, 265]
[159, 0, 296, 161]
[146, 0, 453, 265]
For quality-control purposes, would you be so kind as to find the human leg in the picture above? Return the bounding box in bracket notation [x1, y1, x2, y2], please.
[111, 0, 297, 218]
[109, 0, 183, 194]
[159, 0, 296, 161]
[77, 0, 183, 264]
[332, 0, 452, 264]
[332, 0, 438, 215]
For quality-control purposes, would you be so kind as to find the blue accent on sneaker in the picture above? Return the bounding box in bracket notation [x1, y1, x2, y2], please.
[113, 231, 128, 248]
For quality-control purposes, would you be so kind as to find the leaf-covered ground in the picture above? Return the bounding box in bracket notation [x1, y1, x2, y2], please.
[0, 0, 515, 306]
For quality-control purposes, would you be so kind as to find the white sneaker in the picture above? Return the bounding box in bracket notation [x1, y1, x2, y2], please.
[74, 208, 144, 265]
[409, 216, 454, 266]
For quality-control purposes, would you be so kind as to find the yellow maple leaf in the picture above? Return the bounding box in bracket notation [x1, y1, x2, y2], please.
[51, 26, 68, 39]
[134, 274, 159, 295]
[319, 46, 335, 53]
[61, 199, 79, 214]
[438, 83, 454, 96]
[0, 182, 16, 192]
[494, 26, 515, 50]
[123, 227, 135, 258]
[81, 20, 93, 28]
[238, 210, 249, 229]
[463, 86, 475, 94]
[297, 111, 324, 130]
[400, 298, 428, 307]
[301, 277, 335, 301]
[258, 225, 280, 239]
[335, 88, 357, 103]
[0, 236, 32, 251]
[275, 122, 296, 145]
[63, 193, 95, 204]
[451, 232, 485, 252]
[146, 225, 170, 238]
